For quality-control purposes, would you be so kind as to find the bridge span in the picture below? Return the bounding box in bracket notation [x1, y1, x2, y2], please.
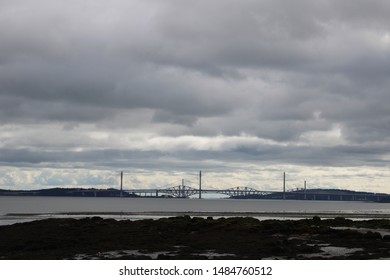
[124, 186, 271, 198]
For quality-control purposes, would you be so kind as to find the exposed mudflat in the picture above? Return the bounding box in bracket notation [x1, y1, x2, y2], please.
[0, 216, 389, 259]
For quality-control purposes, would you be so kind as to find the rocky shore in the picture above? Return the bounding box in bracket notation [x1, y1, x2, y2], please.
[1, 216, 390, 260]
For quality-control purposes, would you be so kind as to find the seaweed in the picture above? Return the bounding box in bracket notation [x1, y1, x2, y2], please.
[0, 216, 389, 259]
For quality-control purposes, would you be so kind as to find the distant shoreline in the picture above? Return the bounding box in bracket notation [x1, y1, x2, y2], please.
[1, 187, 390, 202]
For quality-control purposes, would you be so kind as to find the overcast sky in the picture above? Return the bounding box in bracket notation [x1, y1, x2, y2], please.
[1, 0, 389, 192]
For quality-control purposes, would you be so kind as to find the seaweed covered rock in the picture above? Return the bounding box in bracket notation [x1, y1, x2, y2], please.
[0, 216, 389, 260]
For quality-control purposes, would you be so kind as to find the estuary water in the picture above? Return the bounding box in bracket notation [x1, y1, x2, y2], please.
[1, 196, 390, 225]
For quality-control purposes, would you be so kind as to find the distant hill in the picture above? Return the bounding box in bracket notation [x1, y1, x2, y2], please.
[0, 187, 138, 198]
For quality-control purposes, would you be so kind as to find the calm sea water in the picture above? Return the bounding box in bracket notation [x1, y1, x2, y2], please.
[1, 196, 390, 225]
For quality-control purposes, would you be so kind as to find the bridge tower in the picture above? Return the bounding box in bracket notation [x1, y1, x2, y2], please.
[199, 170, 202, 199]
[120, 171, 123, 197]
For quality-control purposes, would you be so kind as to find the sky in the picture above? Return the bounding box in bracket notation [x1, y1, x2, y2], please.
[0, 0, 389, 192]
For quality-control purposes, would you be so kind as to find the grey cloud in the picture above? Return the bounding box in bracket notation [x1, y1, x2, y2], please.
[330, 0, 390, 28]
[152, 110, 197, 126]
[0, 148, 163, 168]
[1, 0, 390, 182]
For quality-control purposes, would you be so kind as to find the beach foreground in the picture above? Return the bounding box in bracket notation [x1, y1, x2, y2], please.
[1, 216, 390, 260]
